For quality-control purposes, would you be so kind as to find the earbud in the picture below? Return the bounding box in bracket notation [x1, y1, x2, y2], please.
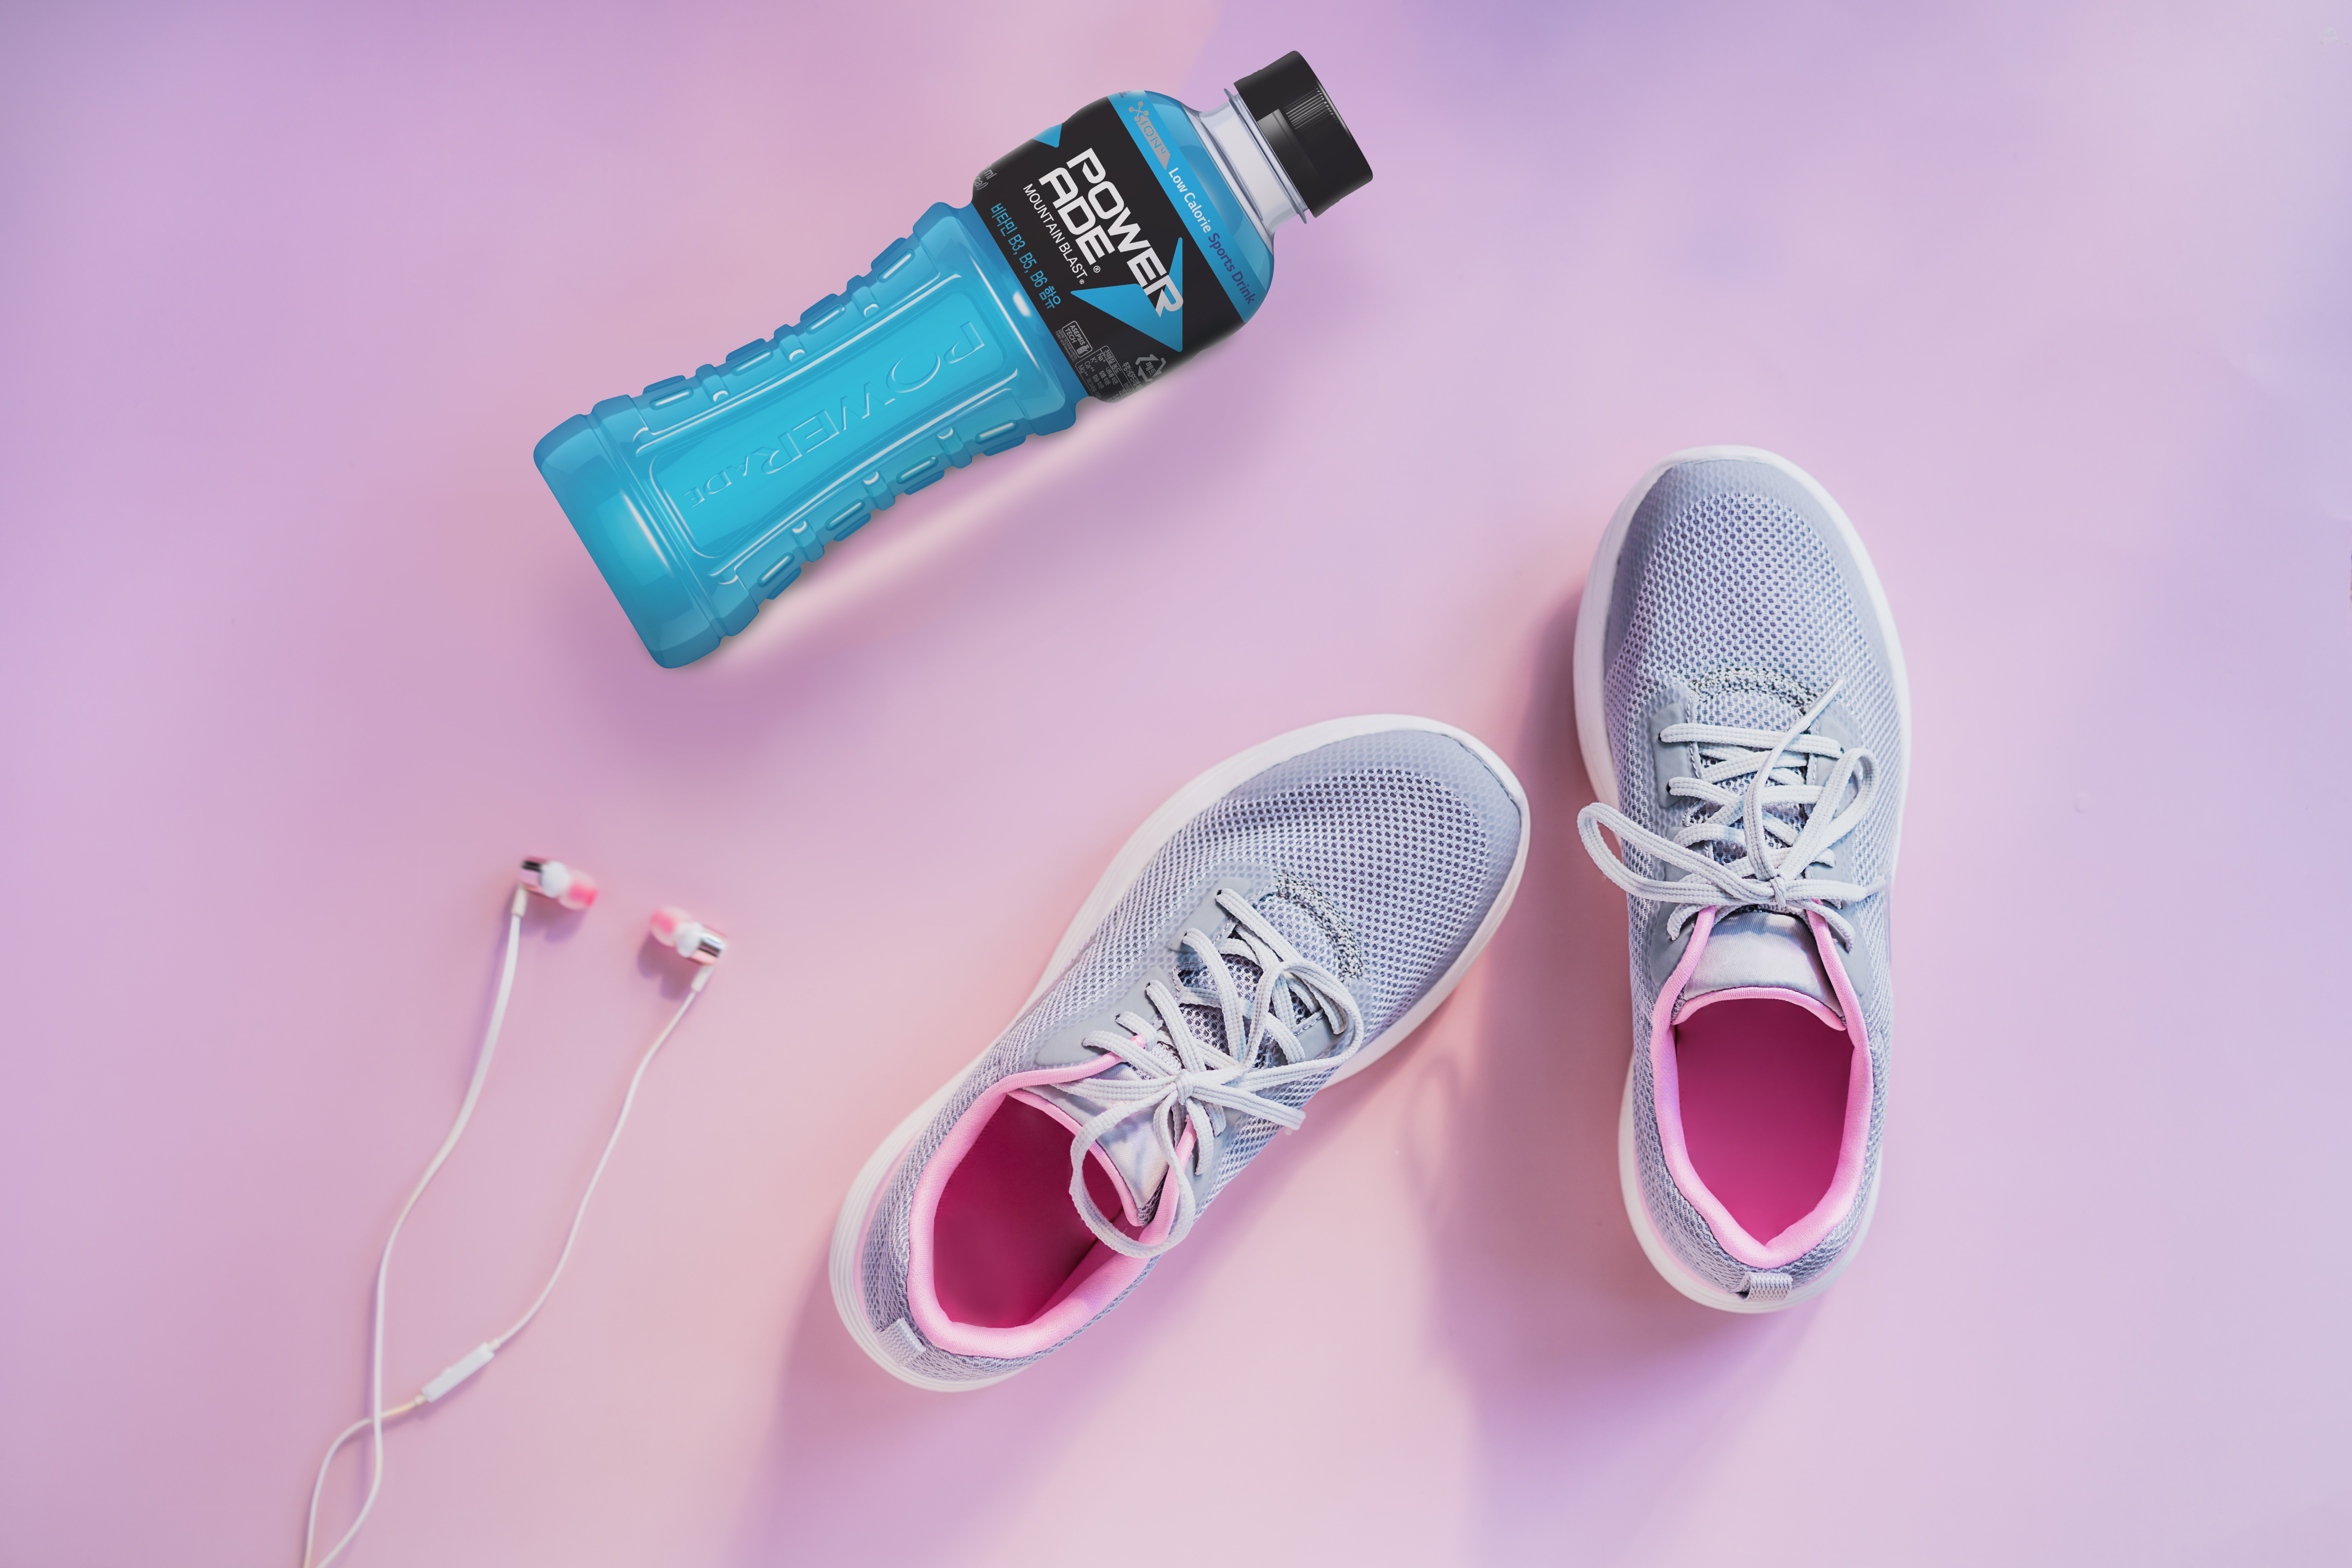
[649, 906, 728, 965]
[519, 857, 598, 911]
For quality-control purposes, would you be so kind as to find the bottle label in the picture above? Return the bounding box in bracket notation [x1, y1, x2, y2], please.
[973, 94, 1251, 401]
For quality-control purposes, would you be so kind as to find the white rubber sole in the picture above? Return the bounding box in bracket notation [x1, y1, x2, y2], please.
[1575, 446, 1909, 1313]
[829, 715, 1533, 1390]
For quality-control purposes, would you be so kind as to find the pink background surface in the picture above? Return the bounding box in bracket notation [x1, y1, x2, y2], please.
[4, 2, 2348, 1564]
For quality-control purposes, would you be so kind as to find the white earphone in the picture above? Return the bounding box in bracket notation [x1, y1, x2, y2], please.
[650, 904, 728, 965]
[299, 860, 729, 1568]
[518, 856, 599, 910]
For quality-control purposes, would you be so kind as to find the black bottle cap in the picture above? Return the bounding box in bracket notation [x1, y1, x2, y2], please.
[1234, 51, 1371, 217]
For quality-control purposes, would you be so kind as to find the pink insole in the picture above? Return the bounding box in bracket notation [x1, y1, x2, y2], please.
[931, 1097, 1134, 1329]
[1673, 997, 1853, 1244]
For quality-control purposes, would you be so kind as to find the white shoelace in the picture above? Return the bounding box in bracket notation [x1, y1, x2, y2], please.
[1062, 889, 1363, 1259]
[1577, 680, 1883, 947]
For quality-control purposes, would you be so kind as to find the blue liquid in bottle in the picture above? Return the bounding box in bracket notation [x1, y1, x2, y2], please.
[534, 53, 1369, 667]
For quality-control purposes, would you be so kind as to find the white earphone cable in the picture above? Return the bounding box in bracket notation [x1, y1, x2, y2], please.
[299, 902, 713, 1568]
[302, 886, 529, 1568]
[487, 965, 709, 1356]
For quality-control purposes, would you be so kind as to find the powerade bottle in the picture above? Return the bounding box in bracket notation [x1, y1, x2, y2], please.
[534, 52, 1371, 668]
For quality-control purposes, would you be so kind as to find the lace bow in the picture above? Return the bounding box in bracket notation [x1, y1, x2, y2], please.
[1578, 679, 1883, 947]
[1063, 889, 1363, 1259]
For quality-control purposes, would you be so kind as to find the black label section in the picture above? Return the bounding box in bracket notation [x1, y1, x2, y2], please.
[973, 97, 1243, 402]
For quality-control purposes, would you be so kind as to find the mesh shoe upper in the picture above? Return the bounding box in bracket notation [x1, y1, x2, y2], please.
[846, 724, 1526, 1384]
[1590, 454, 1909, 1299]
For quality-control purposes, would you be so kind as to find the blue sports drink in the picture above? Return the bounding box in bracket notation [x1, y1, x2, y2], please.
[534, 52, 1370, 667]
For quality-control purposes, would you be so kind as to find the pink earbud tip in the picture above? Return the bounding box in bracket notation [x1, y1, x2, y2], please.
[650, 905, 688, 943]
[561, 871, 599, 911]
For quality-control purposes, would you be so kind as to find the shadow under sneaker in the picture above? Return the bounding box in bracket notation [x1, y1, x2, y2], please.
[831, 716, 1529, 1388]
[1573, 447, 1911, 1311]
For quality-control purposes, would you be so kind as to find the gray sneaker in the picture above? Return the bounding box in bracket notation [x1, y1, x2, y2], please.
[1573, 448, 1911, 1311]
[831, 717, 1529, 1388]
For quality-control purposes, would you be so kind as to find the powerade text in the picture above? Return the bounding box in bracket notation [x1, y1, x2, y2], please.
[1036, 150, 1183, 316]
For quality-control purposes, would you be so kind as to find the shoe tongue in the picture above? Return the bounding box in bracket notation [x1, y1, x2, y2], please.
[1254, 876, 1357, 982]
[1680, 908, 1841, 1019]
[1168, 886, 1352, 1067]
[1690, 673, 1808, 733]
[1683, 675, 1822, 873]
[1017, 1068, 1173, 1228]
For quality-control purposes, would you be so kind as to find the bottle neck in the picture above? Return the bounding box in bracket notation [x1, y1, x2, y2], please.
[1195, 89, 1309, 241]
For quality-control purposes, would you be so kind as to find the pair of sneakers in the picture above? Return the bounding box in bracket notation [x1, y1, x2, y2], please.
[833, 446, 1911, 1386]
